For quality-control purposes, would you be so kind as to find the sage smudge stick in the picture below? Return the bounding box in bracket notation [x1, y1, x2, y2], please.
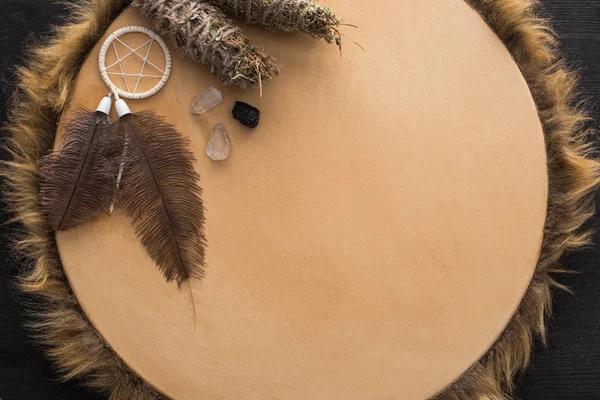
[133, 0, 280, 89]
[205, 0, 344, 46]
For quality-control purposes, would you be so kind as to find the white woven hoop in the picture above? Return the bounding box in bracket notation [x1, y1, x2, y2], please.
[98, 26, 172, 100]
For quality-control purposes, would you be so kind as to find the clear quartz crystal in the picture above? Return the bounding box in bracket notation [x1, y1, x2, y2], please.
[206, 123, 231, 161]
[190, 87, 223, 115]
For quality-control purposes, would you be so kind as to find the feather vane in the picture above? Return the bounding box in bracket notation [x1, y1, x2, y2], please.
[117, 111, 206, 285]
[39, 106, 121, 231]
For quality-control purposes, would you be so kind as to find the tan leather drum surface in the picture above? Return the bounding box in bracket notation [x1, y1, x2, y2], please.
[55, 1, 548, 399]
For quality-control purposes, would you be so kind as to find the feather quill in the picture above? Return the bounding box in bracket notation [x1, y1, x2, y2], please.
[117, 111, 206, 285]
[39, 104, 121, 231]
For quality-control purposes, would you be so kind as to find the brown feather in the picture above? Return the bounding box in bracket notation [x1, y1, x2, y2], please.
[39, 105, 121, 231]
[117, 111, 206, 285]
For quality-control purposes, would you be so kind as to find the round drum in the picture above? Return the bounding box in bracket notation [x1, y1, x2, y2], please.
[50, 1, 548, 399]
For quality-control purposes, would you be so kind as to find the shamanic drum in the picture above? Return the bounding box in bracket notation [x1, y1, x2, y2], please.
[4, 0, 598, 399]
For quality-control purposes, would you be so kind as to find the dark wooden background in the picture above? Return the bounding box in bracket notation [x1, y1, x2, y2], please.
[1, 1, 599, 399]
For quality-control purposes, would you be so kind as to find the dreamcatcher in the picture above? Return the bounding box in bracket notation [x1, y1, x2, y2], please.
[39, 0, 346, 286]
[40, 26, 206, 285]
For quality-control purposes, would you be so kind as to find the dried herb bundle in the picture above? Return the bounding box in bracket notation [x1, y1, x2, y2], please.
[133, 0, 280, 88]
[132, 0, 344, 89]
[39, 105, 121, 231]
[206, 0, 343, 45]
[117, 110, 206, 285]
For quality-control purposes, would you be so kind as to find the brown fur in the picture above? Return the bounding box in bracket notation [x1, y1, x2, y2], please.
[1, 1, 165, 398]
[1, 0, 599, 399]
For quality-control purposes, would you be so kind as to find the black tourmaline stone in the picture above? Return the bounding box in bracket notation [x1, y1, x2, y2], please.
[232, 101, 260, 128]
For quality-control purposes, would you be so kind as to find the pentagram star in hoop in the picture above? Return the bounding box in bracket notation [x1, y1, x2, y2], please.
[105, 36, 166, 94]
[99, 26, 172, 100]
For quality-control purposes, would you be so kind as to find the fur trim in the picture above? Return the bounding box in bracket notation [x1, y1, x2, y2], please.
[1, 0, 598, 399]
[435, 1, 600, 399]
[1, 1, 165, 399]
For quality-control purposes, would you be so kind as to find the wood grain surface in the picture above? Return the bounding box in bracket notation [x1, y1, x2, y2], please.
[0, 1, 598, 399]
